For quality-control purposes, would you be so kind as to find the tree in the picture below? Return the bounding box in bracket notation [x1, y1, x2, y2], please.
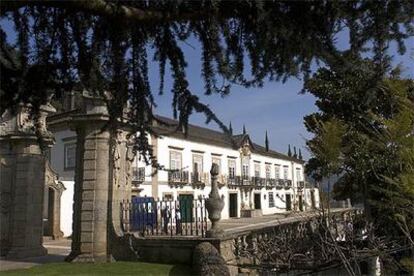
[287, 144, 292, 157]
[306, 117, 346, 212]
[1, 1, 413, 162]
[305, 60, 414, 272]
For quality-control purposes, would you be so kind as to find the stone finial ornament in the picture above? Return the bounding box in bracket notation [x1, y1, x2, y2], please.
[205, 163, 224, 237]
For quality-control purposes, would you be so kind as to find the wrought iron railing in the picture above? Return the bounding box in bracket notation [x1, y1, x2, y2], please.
[276, 179, 285, 189]
[227, 176, 236, 186]
[121, 197, 208, 237]
[265, 178, 276, 188]
[190, 172, 209, 189]
[251, 176, 265, 187]
[284, 179, 293, 189]
[168, 171, 189, 185]
[297, 181, 305, 189]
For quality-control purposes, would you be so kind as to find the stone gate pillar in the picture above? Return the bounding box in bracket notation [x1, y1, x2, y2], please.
[66, 94, 133, 262]
[66, 95, 111, 262]
[0, 104, 55, 259]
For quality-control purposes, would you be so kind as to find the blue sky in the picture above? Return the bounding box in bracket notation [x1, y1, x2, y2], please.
[149, 35, 414, 160]
[2, 18, 413, 160]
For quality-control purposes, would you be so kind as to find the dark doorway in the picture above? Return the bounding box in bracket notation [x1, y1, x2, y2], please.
[286, 194, 292, 211]
[299, 195, 303, 211]
[43, 188, 55, 236]
[311, 191, 316, 209]
[178, 194, 194, 223]
[254, 193, 261, 210]
[229, 193, 238, 218]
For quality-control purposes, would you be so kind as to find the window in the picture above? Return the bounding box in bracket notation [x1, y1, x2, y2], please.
[296, 168, 302, 181]
[268, 192, 275, 208]
[212, 157, 221, 174]
[254, 163, 261, 177]
[283, 165, 289, 179]
[64, 143, 76, 170]
[265, 164, 271, 179]
[162, 193, 173, 201]
[242, 157, 249, 179]
[228, 159, 236, 178]
[275, 165, 280, 179]
[193, 154, 203, 180]
[169, 151, 182, 170]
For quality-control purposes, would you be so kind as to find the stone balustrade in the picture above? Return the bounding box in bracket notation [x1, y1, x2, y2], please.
[216, 208, 363, 272]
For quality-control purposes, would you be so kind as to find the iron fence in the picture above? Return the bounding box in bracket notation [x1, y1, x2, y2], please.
[121, 196, 208, 237]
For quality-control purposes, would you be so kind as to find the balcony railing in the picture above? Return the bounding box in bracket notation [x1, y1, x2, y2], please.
[168, 171, 189, 186]
[265, 178, 276, 188]
[191, 172, 209, 183]
[132, 167, 145, 183]
[276, 179, 285, 189]
[297, 181, 305, 189]
[240, 175, 251, 185]
[227, 176, 237, 186]
[284, 179, 293, 189]
[251, 176, 265, 187]
[191, 172, 209, 189]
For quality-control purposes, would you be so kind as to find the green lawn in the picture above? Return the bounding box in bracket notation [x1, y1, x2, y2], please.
[0, 262, 193, 276]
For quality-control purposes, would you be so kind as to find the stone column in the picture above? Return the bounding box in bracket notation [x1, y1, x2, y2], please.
[66, 94, 133, 262]
[67, 118, 111, 262]
[0, 104, 55, 259]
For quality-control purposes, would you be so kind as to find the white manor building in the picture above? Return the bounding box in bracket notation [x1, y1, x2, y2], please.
[48, 109, 319, 237]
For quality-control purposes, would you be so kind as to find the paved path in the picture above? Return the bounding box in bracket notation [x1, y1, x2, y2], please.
[219, 208, 349, 237]
[220, 212, 288, 231]
[0, 238, 71, 272]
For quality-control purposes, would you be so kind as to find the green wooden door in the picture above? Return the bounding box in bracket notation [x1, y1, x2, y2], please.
[178, 194, 194, 223]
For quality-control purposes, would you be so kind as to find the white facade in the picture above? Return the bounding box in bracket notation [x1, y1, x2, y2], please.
[49, 117, 320, 236]
[132, 134, 319, 220]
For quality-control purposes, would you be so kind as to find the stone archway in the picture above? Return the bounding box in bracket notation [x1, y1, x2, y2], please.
[43, 161, 66, 239]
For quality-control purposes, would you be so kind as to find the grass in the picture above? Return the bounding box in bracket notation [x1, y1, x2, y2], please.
[0, 262, 193, 276]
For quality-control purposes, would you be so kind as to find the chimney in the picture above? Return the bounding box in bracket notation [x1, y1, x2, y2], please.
[243, 124, 246, 135]
[265, 130, 269, 152]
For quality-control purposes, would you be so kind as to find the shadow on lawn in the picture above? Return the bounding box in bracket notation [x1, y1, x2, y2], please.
[169, 264, 194, 276]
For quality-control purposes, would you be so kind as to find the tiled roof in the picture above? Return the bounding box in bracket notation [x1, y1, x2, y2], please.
[153, 115, 304, 164]
[46, 109, 304, 163]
